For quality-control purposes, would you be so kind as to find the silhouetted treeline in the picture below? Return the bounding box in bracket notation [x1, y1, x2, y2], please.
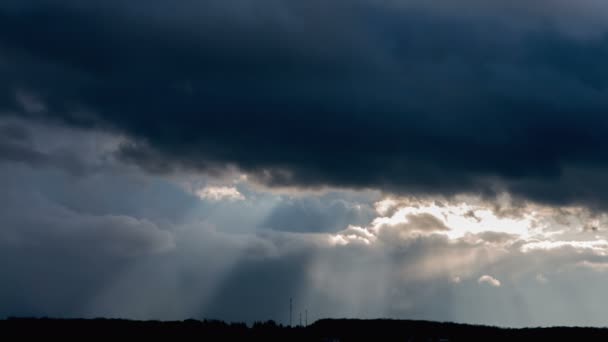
[2, 317, 608, 341]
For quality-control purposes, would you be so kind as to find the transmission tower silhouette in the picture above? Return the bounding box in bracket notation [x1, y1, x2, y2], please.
[289, 297, 293, 327]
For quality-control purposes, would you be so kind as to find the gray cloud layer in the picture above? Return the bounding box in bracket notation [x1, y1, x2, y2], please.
[1, 118, 608, 326]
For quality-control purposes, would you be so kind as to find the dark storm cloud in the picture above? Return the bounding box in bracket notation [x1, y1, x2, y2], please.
[2, 0, 608, 206]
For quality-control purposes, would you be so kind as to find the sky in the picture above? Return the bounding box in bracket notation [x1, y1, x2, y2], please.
[2, 0, 608, 327]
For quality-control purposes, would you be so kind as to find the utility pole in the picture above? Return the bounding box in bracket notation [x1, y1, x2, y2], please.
[289, 297, 293, 327]
[305, 309, 308, 327]
[300, 312, 302, 327]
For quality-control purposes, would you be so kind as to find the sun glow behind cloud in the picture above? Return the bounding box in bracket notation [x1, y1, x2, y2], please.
[330, 193, 608, 256]
[372, 196, 533, 239]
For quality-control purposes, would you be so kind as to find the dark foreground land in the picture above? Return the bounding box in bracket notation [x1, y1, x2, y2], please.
[2, 318, 608, 341]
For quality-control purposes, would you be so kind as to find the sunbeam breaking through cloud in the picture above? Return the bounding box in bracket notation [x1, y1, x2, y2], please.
[3, 0, 608, 329]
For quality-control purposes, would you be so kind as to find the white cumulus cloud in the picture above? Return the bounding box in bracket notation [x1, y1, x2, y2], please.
[478, 275, 501, 287]
[197, 186, 245, 201]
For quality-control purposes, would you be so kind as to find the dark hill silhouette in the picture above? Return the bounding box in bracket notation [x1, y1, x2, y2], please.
[2, 317, 608, 341]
